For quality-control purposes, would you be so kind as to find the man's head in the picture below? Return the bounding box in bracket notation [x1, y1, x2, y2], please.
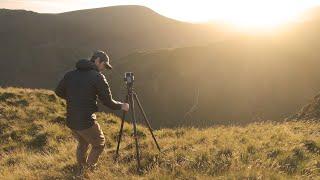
[90, 50, 113, 72]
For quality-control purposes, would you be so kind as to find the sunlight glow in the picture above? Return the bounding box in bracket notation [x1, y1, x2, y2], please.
[148, 0, 318, 30]
[1, 0, 319, 30]
[213, 1, 312, 29]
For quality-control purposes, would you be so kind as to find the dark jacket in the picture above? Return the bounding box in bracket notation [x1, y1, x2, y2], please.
[55, 59, 122, 130]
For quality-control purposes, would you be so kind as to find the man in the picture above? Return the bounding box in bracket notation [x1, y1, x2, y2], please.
[55, 50, 129, 174]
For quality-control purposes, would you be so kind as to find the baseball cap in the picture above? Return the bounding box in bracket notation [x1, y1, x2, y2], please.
[90, 50, 112, 69]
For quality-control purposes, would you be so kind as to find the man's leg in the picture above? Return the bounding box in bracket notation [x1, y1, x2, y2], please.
[75, 121, 106, 168]
[87, 122, 105, 167]
[72, 131, 89, 167]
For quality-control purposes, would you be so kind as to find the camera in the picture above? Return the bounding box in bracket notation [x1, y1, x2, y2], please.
[124, 72, 134, 86]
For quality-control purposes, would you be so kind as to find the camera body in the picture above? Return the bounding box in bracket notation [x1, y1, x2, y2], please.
[124, 72, 134, 87]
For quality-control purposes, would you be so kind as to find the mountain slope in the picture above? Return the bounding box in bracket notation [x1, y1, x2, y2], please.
[0, 87, 319, 179]
[289, 92, 320, 121]
[0, 5, 221, 88]
[111, 34, 320, 128]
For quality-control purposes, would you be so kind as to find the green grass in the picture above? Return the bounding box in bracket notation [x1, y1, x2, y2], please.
[0, 87, 319, 179]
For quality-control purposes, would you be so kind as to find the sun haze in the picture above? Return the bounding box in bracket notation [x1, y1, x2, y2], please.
[1, 0, 320, 30]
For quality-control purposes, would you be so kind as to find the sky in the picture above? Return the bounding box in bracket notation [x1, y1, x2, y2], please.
[1, 0, 320, 28]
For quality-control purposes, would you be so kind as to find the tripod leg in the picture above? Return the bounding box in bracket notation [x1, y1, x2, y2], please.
[115, 95, 128, 160]
[133, 93, 161, 152]
[115, 112, 126, 160]
[130, 94, 142, 171]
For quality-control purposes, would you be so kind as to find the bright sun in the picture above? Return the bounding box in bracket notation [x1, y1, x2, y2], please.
[152, 0, 317, 30]
[216, 1, 307, 30]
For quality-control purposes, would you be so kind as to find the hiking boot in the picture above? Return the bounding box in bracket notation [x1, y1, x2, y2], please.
[74, 165, 88, 178]
[87, 164, 98, 172]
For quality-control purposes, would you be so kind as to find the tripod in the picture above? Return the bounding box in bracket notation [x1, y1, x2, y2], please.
[114, 82, 161, 171]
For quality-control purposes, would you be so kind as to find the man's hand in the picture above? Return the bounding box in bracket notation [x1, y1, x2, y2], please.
[121, 103, 129, 112]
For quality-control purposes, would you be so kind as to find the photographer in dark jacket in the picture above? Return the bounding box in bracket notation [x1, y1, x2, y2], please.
[55, 50, 129, 174]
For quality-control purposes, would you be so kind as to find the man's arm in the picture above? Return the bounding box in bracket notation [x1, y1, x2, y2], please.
[55, 74, 67, 99]
[95, 73, 123, 110]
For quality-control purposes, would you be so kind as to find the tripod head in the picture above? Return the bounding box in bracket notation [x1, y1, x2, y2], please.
[124, 72, 135, 89]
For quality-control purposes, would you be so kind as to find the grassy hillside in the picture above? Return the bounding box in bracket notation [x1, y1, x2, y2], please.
[0, 87, 319, 179]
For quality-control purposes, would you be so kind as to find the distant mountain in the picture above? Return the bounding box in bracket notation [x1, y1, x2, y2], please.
[3, 6, 320, 128]
[111, 33, 320, 127]
[0, 5, 222, 88]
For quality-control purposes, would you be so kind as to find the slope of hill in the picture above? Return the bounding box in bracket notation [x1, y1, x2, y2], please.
[0, 87, 319, 179]
[289, 92, 320, 121]
[0, 5, 221, 88]
[110, 32, 320, 128]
